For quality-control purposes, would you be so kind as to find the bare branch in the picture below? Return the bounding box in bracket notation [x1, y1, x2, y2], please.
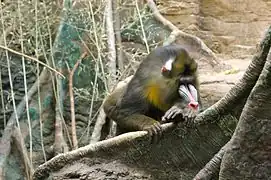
[113, 0, 124, 71]
[33, 122, 176, 180]
[91, 0, 118, 142]
[54, 80, 69, 155]
[69, 52, 87, 149]
[106, 0, 117, 90]
[89, 105, 107, 144]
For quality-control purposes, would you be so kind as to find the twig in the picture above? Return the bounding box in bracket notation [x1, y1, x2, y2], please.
[105, 0, 118, 138]
[0, 45, 64, 78]
[69, 52, 87, 149]
[105, 0, 117, 90]
[86, 62, 99, 140]
[33, 122, 176, 180]
[89, 103, 107, 144]
[17, 0, 33, 169]
[35, 0, 46, 162]
[54, 78, 69, 155]
[0, 3, 23, 178]
[88, 1, 108, 92]
[0, 68, 6, 128]
[113, 0, 124, 71]
[136, 0, 150, 53]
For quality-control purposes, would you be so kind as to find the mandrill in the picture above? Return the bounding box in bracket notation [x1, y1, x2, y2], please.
[103, 45, 201, 142]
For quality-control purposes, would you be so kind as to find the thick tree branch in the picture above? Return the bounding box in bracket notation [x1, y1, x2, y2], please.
[145, 0, 179, 32]
[33, 122, 176, 180]
[219, 36, 271, 180]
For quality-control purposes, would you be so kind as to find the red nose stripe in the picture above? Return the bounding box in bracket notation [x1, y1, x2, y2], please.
[161, 66, 168, 72]
[189, 101, 199, 110]
[185, 87, 198, 110]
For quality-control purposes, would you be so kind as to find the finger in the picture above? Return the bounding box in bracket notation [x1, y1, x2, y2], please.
[187, 114, 195, 127]
[162, 115, 171, 123]
[188, 111, 193, 121]
[162, 109, 175, 122]
[184, 116, 189, 126]
[147, 129, 153, 142]
[155, 123, 163, 140]
[171, 113, 177, 119]
[184, 115, 188, 122]
[151, 127, 158, 144]
[183, 119, 188, 127]
[162, 111, 170, 122]
[161, 116, 167, 122]
[172, 109, 182, 119]
[166, 109, 176, 119]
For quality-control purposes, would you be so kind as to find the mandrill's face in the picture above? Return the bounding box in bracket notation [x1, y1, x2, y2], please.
[160, 53, 199, 111]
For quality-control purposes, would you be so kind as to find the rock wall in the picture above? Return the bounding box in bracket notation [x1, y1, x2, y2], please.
[158, 0, 271, 58]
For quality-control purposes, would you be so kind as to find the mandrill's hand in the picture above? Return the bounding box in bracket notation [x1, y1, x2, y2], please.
[162, 105, 199, 126]
[141, 120, 163, 144]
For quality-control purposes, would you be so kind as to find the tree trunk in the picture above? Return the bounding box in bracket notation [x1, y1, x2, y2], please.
[219, 36, 271, 180]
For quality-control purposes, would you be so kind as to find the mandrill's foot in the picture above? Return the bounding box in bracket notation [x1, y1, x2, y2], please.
[142, 121, 163, 144]
[162, 105, 199, 127]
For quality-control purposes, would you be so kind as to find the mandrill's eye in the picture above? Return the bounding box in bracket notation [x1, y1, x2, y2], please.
[174, 61, 184, 74]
